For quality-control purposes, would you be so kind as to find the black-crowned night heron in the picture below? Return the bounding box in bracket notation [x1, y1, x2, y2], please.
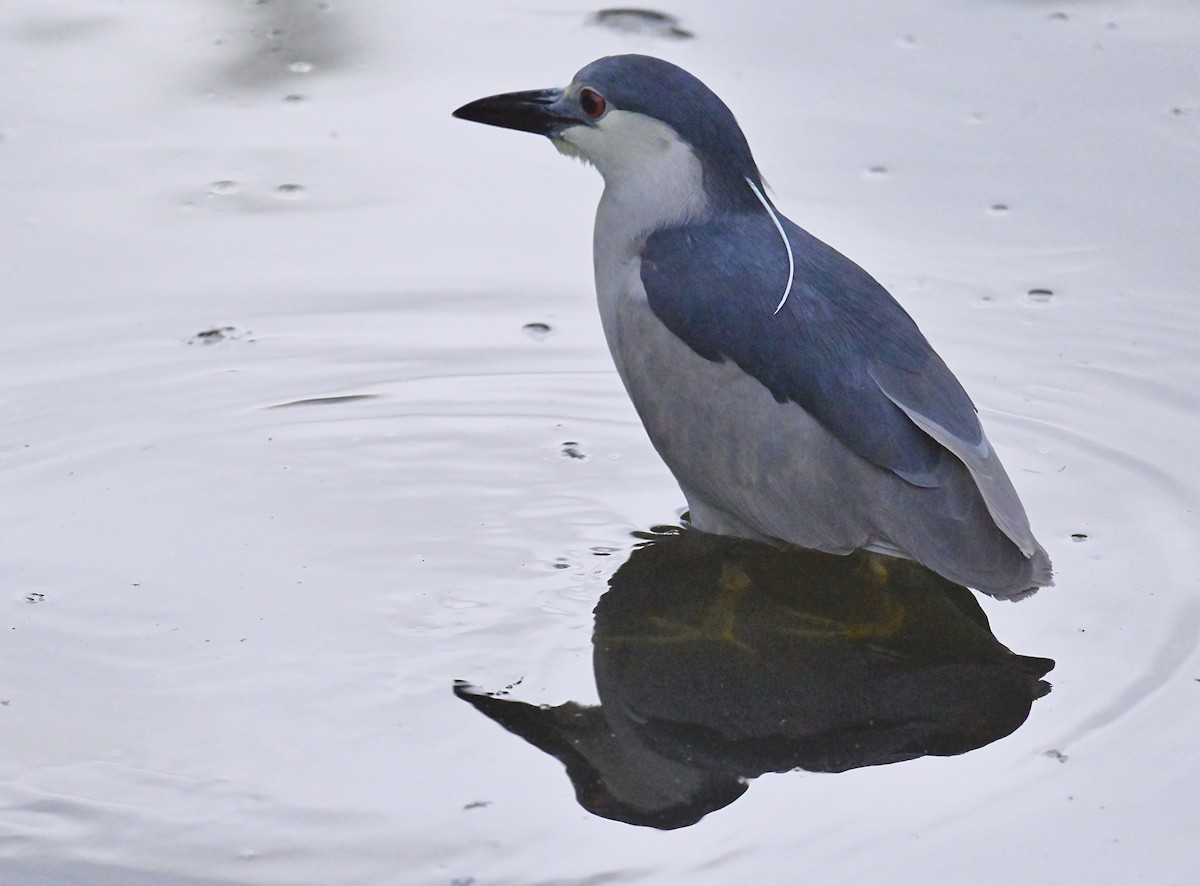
[453, 54, 1052, 599]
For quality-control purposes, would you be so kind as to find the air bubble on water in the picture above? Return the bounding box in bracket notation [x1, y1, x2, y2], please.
[864, 165, 889, 179]
[283, 93, 307, 104]
[274, 183, 307, 199]
[560, 442, 587, 460]
[288, 61, 314, 74]
[988, 203, 1010, 215]
[208, 180, 239, 196]
[591, 9, 693, 39]
[522, 322, 553, 340]
[1027, 288, 1055, 304]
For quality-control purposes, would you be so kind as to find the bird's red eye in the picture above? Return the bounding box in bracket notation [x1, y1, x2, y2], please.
[579, 87, 607, 119]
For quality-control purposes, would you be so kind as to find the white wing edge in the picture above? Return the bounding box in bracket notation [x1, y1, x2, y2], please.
[874, 384, 1040, 559]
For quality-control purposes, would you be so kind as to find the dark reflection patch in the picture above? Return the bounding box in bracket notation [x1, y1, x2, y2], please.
[456, 527, 1053, 829]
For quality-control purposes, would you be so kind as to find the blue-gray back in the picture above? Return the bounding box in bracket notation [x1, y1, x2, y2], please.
[641, 213, 984, 485]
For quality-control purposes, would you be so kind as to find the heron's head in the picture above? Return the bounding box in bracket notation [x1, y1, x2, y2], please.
[453, 54, 765, 213]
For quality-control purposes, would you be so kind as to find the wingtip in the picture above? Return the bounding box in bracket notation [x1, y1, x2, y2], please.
[997, 545, 1054, 601]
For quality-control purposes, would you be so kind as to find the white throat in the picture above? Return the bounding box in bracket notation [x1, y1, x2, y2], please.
[558, 109, 709, 251]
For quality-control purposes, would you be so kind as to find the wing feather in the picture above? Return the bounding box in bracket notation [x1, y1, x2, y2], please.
[641, 213, 984, 485]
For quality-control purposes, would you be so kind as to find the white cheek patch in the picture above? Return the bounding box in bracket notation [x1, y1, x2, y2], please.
[561, 110, 684, 174]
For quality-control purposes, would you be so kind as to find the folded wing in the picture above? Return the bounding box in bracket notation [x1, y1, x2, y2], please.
[641, 212, 1035, 555]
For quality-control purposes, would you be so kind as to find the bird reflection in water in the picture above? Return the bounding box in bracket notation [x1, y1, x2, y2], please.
[454, 528, 1053, 829]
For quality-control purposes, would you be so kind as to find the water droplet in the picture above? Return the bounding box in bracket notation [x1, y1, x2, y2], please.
[283, 93, 307, 103]
[274, 183, 306, 199]
[208, 180, 239, 196]
[560, 442, 587, 460]
[988, 203, 1010, 215]
[1071, 533, 1088, 543]
[1027, 288, 1055, 304]
[1048, 11, 1069, 21]
[864, 165, 889, 179]
[522, 322, 553, 340]
[551, 559, 571, 570]
[288, 60, 314, 74]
